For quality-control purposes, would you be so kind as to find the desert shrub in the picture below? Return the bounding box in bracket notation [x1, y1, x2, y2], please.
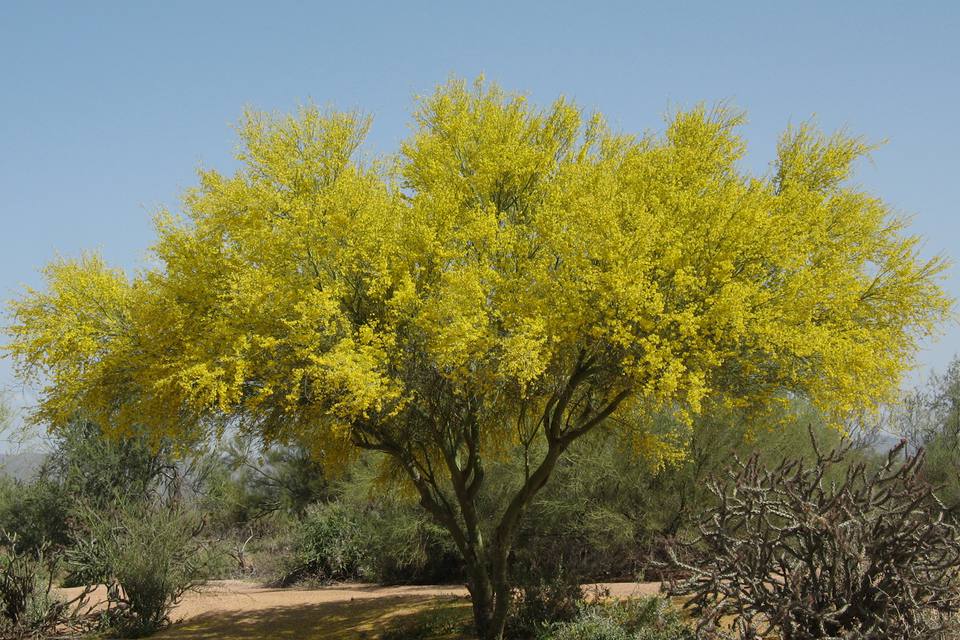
[0, 419, 191, 561]
[0, 537, 94, 639]
[44, 420, 186, 509]
[277, 456, 461, 586]
[280, 501, 367, 584]
[0, 543, 60, 639]
[222, 512, 301, 580]
[669, 430, 960, 639]
[360, 499, 461, 584]
[68, 501, 213, 638]
[0, 478, 71, 554]
[543, 610, 631, 640]
[892, 356, 960, 510]
[540, 598, 694, 640]
[339, 461, 461, 584]
[506, 554, 586, 639]
[379, 601, 472, 639]
[607, 598, 694, 640]
[196, 440, 345, 580]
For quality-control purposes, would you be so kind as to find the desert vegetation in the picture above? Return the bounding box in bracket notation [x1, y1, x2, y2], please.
[2, 374, 960, 638]
[1, 78, 957, 639]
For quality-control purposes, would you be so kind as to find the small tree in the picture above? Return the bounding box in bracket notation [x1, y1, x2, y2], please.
[6, 78, 951, 638]
[669, 432, 960, 639]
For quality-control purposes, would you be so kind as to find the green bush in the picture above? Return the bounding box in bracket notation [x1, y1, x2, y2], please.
[69, 501, 214, 638]
[380, 603, 470, 640]
[507, 557, 585, 639]
[0, 546, 58, 639]
[0, 477, 71, 554]
[281, 501, 368, 584]
[540, 598, 693, 640]
[353, 492, 461, 584]
[0, 419, 192, 560]
[543, 610, 631, 640]
[279, 458, 462, 586]
[45, 420, 173, 508]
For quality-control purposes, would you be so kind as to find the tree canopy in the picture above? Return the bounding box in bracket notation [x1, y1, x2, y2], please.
[8, 80, 949, 445]
[5, 77, 952, 638]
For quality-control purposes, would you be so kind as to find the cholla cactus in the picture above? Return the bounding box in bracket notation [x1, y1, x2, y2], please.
[669, 430, 960, 639]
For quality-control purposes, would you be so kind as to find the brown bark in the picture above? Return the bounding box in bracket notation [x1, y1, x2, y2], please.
[352, 363, 631, 640]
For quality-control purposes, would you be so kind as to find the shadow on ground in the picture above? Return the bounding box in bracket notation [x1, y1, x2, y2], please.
[152, 595, 473, 640]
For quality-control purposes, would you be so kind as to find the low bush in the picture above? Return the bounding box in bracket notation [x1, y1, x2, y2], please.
[379, 600, 472, 640]
[69, 502, 214, 638]
[280, 501, 367, 584]
[0, 537, 94, 639]
[507, 556, 585, 639]
[540, 598, 694, 640]
[0, 478, 71, 554]
[543, 610, 631, 640]
[281, 499, 461, 585]
[360, 498, 461, 584]
[278, 461, 462, 586]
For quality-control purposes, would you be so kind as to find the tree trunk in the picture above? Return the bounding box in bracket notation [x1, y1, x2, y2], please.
[468, 444, 566, 639]
[355, 368, 631, 639]
[487, 546, 513, 640]
[463, 544, 511, 640]
[467, 566, 495, 639]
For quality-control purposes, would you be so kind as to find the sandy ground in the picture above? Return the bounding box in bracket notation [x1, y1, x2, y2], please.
[62, 580, 662, 639]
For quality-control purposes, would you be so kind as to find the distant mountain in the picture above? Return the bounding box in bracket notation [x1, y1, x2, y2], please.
[0, 452, 46, 481]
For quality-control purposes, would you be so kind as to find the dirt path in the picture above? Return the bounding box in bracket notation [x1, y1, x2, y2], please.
[77, 579, 661, 639]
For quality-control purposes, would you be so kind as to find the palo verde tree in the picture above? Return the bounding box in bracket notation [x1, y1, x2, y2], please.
[5, 78, 952, 638]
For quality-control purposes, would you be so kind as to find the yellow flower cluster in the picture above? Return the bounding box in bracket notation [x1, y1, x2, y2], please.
[5, 78, 952, 465]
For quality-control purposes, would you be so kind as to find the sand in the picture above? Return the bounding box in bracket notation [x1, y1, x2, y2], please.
[60, 579, 662, 639]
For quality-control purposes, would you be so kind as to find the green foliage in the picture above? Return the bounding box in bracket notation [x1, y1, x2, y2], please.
[283, 501, 367, 584]
[0, 546, 57, 639]
[544, 612, 631, 640]
[894, 356, 960, 509]
[506, 560, 583, 639]
[0, 419, 195, 561]
[281, 457, 461, 585]
[45, 419, 178, 508]
[203, 438, 331, 527]
[0, 477, 71, 554]
[338, 458, 461, 584]
[68, 501, 214, 638]
[540, 598, 694, 640]
[380, 601, 474, 640]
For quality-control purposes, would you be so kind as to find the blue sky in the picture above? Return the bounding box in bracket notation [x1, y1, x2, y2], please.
[1, 1, 958, 450]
